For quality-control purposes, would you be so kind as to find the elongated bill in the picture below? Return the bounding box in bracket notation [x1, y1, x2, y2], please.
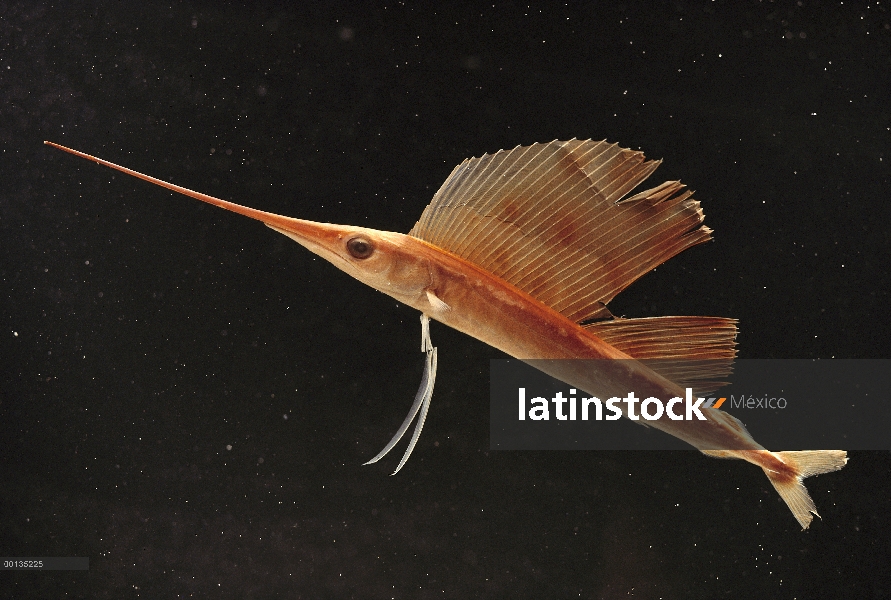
[44, 141, 354, 262]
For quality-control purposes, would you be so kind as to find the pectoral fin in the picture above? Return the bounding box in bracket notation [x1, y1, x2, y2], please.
[425, 289, 451, 315]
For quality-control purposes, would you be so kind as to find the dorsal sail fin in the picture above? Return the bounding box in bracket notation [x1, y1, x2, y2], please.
[409, 139, 712, 323]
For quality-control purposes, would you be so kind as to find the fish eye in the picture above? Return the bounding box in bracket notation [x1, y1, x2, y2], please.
[346, 237, 374, 259]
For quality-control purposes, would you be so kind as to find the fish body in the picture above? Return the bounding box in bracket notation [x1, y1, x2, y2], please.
[45, 139, 846, 528]
[342, 232, 755, 450]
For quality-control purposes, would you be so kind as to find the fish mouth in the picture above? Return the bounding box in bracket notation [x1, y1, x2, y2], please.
[265, 223, 355, 269]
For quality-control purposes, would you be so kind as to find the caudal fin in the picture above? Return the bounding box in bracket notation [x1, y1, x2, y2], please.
[763, 450, 848, 529]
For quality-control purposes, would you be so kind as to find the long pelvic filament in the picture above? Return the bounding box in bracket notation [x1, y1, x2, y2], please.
[363, 314, 437, 475]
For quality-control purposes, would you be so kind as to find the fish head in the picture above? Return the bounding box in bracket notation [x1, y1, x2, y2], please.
[268, 220, 431, 305]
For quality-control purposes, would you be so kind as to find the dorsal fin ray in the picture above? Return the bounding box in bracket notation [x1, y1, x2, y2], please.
[409, 140, 711, 323]
[584, 316, 738, 395]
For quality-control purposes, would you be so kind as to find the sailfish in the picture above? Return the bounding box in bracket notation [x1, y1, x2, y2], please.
[45, 139, 847, 529]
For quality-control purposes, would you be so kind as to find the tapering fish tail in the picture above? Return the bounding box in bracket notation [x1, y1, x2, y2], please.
[762, 450, 848, 529]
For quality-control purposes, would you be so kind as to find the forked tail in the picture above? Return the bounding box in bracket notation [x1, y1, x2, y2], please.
[763, 450, 848, 529]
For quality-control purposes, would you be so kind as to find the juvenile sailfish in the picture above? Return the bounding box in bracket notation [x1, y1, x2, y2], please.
[45, 139, 847, 529]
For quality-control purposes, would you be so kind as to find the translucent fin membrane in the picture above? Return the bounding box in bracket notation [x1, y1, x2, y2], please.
[585, 315, 738, 395]
[410, 140, 711, 323]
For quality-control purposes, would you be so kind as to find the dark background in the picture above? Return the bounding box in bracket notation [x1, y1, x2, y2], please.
[2, 1, 889, 598]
